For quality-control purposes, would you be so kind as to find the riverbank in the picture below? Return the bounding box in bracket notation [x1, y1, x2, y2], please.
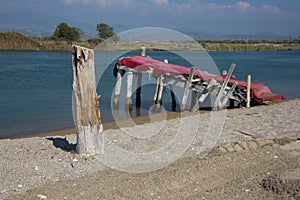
[1, 31, 300, 51]
[1, 99, 299, 199]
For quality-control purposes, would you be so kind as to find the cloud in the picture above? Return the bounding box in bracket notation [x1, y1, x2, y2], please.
[64, 0, 133, 7]
[206, 1, 254, 12]
[261, 4, 281, 14]
[207, 3, 232, 10]
[236, 1, 254, 12]
[152, 0, 168, 5]
[64, 0, 78, 4]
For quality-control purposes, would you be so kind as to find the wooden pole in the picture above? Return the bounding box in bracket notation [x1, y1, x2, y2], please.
[153, 76, 160, 106]
[246, 75, 251, 108]
[72, 45, 103, 155]
[156, 74, 164, 110]
[214, 63, 236, 110]
[114, 68, 123, 106]
[181, 67, 195, 111]
[136, 73, 142, 108]
[126, 71, 133, 110]
[191, 79, 218, 112]
[220, 81, 238, 108]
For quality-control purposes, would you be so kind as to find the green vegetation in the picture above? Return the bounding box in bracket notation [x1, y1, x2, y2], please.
[1, 22, 300, 51]
[198, 40, 300, 51]
[96, 23, 115, 40]
[0, 22, 119, 50]
[51, 22, 82, 43]
[0, 31, 100, 51]
[0, 31, 41, 50]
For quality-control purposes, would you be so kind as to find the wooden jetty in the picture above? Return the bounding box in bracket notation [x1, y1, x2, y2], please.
[113, 49, 284, 111]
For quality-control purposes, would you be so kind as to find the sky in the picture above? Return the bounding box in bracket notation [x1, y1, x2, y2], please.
[1, 0, 300, 37]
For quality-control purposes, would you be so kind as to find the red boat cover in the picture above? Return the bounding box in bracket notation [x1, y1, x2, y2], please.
[118, 56, 284, 104]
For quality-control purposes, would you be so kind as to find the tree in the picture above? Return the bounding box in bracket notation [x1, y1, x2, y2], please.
[52, 22, 82, 42]
[96, 23, 115, 40]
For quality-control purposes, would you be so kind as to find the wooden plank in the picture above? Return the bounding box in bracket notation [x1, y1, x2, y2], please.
[181, 67, 195, 111]
[72, 45, 103, 155]
[191, 79, 218, 112]
[214, 63, 236, 110]
[153, 76, 160, 105]
[126, 71, 133, 110]
[246, 75, 251, 108]
[220, 81, 238, 108]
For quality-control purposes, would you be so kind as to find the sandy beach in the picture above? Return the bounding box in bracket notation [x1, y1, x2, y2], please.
[1, 99, 299, 199]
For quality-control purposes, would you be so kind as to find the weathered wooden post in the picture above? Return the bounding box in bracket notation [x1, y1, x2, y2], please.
[220, 81, 238, 108]
[72, 45, 103, 155]
[136, 74, 142, 106]
[156, 74, 164, 110]
[214, 63, 236, 110]
[181, 67, 195, 111]
[191, 79, 218, 112]
[126, 71, 133, 110]
[246, 75, 251, 108]
[136, 73, 142, 116]
[114, 68, 123, 106]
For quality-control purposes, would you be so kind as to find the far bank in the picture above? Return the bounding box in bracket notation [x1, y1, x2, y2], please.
[1, 31, 300, 51]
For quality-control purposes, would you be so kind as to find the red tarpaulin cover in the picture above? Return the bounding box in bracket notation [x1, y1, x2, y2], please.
[118, 56, 284, 104]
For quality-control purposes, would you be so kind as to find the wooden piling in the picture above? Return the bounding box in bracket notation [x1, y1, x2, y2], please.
[72, 45, 103, 155]
[246, 75, 251, 108]
[214, 63, 236, 110]
[156, 74, 164, 110]
[181, 67, 195, 111]
[220, 81, 238, 108]
[114, 68, 123, 106]
[191, 79, 217, 112]
[136, 73, 142, 108]
[126, 71, 133, 110]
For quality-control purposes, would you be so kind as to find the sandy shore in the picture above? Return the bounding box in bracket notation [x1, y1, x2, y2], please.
[1, 99, 299, 199]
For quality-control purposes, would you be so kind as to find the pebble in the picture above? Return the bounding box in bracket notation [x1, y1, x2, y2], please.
[34, 166, 39, 171]
[37, 194, 47, 199]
